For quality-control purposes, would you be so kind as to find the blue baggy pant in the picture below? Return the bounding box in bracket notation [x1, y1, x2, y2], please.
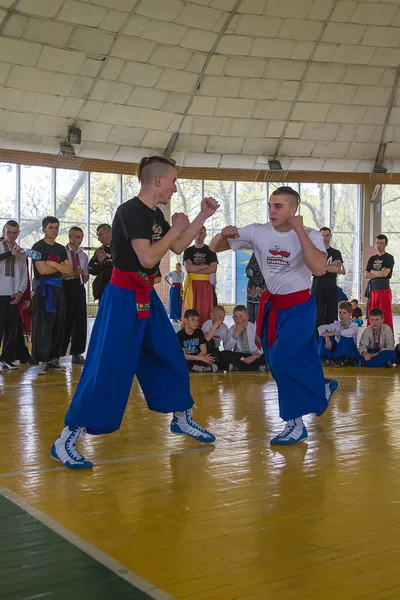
[169, 285, 182, 320]
[361, 348, 397, 368]
[318, 336, 360, 362]
[65, 283, 194, 435]
[261, 296, 326, 421]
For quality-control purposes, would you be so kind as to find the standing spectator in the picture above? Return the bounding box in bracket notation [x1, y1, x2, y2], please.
[182, 226, 218, 327]
[31, 216, 72, 375]
[0, 220, 27, 370]
[88, 224, 113, 302]
[62, 227, 89, 365]
[165, 263, 184, 322]
[365, 235, 394, 332]
[311, 227, 344, 328]
[246, 252, 267, 324]
[210, 271, 218, 306]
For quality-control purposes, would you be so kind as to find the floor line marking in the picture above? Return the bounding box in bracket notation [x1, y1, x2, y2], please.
[1, 420, 399, 480]
[0, 486, 175, 600]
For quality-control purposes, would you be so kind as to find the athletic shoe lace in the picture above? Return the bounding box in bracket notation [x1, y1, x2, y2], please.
[185, 409, 208, 433]
[66, 428, 86, 461]
[280, 419, 296, 437]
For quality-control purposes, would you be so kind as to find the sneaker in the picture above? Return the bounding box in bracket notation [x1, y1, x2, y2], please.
[384, 361, 394, 368]
[322, 359, 331, 366]
[316, 379, 340, 417]
[48, 359, 66, 371]
[258, 365, 268, 372]
[170, 410, 216, 443]
[2, 361, 18, 370]
[20, 358, 39, 365]
[38, 362, 49, 376]
[333, 359, 344, 368]
[51, 425, 94, 469]
[71, 354, 85, 365]
[270, 418, 308, 446]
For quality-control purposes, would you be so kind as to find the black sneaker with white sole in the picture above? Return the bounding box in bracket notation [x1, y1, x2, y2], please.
[2, 361, 18, 370]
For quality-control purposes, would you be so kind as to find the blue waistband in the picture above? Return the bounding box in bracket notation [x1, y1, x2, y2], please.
[37, 278, 63, 312]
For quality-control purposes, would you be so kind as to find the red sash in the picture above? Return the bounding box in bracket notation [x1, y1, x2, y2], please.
[110, 268, 156, 320]
[172, 283, 182, 288]
[256, 288, 311, 349]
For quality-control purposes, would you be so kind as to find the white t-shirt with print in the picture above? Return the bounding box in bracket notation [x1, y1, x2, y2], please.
[201, 319, 228, 349]
[228, 222, 325, 295]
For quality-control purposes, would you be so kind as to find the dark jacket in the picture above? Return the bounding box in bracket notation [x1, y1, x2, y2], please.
[88, 245, 113, 301]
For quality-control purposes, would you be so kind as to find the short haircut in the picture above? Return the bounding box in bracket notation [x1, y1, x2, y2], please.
[271, 186, 300, 207]
[176, 262, 182, 267]
[212, 305, 225, 313]
[137, 156, 175, 185]
[42, 216, 59, 228]
[351, 299, 359, 304]
[184, 309, 199, 319]
[339, 301, 353, 314]
[320, 227, 331, 234]
[199, 226, 206, 233]
[96, 223, 111, 233]
[369, 308, 384, 318]
[376, 234, 388, 244]
[69, 226, 83, 234]
[4, 219, 19, 229]
[233, 304, 248, 314]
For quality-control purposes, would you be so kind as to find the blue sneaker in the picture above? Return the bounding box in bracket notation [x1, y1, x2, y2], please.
[51, 426, 94, 469]
[170, 410, 216, 443]
[316, 379, 340, 417]
[270, 419, 308, 446]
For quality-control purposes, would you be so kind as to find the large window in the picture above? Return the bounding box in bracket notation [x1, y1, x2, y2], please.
[89, 173, 119, 247]
[382, 185, 400, 303]
[56, 169, 87, 247]
[19, 166, 52, 249]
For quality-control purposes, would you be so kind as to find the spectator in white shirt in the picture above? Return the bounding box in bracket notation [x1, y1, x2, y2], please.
[318, 301, 360, 367]
[201, 305, 228, 370]
[0, 220, 27, 370]
[221, 305, 267, 372]
[61, 227, 89, 365]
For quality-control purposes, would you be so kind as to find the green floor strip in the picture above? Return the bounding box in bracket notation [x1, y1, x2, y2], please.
[0, 494, 157, 600]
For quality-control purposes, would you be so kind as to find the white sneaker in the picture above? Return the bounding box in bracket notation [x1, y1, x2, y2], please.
[51, 425, 94, 469]
[270, 418, 308, 445]
[170, 410, 216, 443]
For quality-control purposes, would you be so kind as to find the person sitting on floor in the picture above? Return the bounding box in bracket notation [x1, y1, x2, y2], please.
[177, 309, 218, 373]
[318, 301, 359, 367]
[221, 305, 267, 372]
[351, 298, 363, 327]
[359, 308, 396, 368]
[201, 305, 228, 370]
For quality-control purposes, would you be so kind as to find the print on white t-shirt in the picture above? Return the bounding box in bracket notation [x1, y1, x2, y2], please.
[228, 222, 325, 295]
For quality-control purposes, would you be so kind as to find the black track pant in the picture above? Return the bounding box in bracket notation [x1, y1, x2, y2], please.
[311, 279, 339, 329]
[0, 296, 19, 362]
[62, 279, 87, 356]
[32, 286, 65, 363]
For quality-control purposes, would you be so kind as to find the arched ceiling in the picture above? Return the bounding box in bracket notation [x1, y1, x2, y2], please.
[0, 0, 400, 172]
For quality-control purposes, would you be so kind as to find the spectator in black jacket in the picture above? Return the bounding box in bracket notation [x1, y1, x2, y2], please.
[88, 224, 113, 302]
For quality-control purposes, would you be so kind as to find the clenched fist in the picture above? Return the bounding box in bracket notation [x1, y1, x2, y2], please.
[289, 215, 304, 234]
[171, 212, 190, 234]
[221, 225, 240, 239]
[200, 197, 220, 218]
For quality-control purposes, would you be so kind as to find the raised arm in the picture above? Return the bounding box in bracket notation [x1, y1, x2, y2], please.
[290, 216, 326, 277]
[170, 198, 220, 255]
[131, 214, 190, 270]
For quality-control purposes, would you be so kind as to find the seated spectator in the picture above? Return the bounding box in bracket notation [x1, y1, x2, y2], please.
[359, 308, 396, 368]
[221, 305, 267, 372]
[201, 305, 228, 370]
[318, 301, 359, 367]
[177, 309, 217, 373]
[351, 298, 363, 326]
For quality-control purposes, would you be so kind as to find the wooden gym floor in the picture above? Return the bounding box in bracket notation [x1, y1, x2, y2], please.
[1, 329, 400, 598]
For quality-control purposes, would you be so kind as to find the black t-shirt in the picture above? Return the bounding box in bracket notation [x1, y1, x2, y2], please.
[32, 240, 68, 280]
[314, 246, 343, 283]
[366, 253, 394, 279]
[183, 244, 218, 267]
[177, 328, 206, 356]
[112, 197, 170, 273]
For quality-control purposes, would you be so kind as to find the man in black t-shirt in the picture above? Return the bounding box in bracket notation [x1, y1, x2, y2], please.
[88, 224, 113, 302]
[177, 309, 218, 372]
[365, 234, 394, 331]
[31, 216, 72, 375]
[182, 226, 218, 327]
[311, 227, 344, 328]
[52, 156, 220, 469]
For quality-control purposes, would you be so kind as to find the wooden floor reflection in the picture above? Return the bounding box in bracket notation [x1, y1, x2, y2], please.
[1, 364, 400, 599]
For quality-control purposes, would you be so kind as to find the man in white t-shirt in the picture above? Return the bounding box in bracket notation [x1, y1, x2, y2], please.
[201, 304, 228, 370]
[210, 186, 340, 446]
